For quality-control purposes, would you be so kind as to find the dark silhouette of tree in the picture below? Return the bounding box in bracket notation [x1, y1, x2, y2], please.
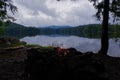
[89, 0, 120, 55]
[99, 0, 109, 55]
[0, 0, 17, 34]
[89, 0, 109, 55]
[57, 0, 120, 55]
[0, 0, 17, 25]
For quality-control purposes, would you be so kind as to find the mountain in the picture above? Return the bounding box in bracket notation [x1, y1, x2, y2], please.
[1, 22, 120, 38]
[44, 25, 72, 28]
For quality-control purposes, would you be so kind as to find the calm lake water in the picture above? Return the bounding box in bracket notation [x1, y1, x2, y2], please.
[21, 35, 120, 57]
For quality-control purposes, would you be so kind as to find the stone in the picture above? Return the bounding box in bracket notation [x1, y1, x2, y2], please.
[24, 48, 107, 80]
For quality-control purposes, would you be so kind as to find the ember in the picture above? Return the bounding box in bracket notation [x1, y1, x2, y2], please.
[56, 47, 69, 56]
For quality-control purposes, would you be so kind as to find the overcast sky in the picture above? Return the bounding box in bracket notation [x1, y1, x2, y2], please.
[13, 0, 100, 27]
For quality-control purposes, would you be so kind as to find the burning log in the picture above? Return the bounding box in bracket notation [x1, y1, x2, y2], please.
[56, 47, 69, 56]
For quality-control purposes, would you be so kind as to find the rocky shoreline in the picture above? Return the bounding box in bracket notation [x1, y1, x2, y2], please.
[0, 46, 120, 80]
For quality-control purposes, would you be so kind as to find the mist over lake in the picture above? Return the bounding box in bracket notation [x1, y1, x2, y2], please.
[21, 35, 120, 57]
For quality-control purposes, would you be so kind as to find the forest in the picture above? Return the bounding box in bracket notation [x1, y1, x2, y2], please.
[1, 22, 120, 38]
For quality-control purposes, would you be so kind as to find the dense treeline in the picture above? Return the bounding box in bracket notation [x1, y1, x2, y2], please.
[39, 24, 120, 38]
[1, 22, 40, 38]
[0, 22, 120, 38]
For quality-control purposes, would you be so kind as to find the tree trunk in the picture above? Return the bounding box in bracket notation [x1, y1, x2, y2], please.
[99, 0, 109, 55]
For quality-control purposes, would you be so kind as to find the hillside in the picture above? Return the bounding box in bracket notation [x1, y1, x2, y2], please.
[0, 22, 120, 38]
[2, 22, 39, 38]
[39, 24, 120, 38]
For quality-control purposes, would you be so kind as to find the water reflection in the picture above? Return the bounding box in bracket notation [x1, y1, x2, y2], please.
[21, 35, 120, 57]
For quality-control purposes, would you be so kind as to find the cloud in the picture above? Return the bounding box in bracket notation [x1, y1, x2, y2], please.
[12, 0, 99, 27]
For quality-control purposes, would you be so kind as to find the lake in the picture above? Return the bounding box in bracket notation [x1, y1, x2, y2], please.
[21, 35, 120, 57]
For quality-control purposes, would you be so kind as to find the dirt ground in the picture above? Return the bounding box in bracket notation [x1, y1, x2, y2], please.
[0, 47, 120, 80]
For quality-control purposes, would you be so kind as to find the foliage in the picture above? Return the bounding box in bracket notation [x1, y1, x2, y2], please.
[1, 22, 39, 38]
[38, 24, 120, 38]
[0, 0, 17, 22]
[89, 0, 120, 54]
[0, 36, 25, 48]
[0, 0, 17, 34]
[0, 25, 4, 34]
[89, 0, 120, 22]
[1, 22, 120, 38]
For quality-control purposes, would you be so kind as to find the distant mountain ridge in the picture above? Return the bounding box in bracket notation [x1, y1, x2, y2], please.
[1, 22, 120, 39]
[42, 25, 72, 28]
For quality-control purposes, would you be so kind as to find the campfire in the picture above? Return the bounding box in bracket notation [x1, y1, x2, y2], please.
[56, 47, 69, 56]
[51, 41, 69, 56]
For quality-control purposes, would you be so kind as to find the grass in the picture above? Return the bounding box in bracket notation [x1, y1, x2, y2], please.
[0, 36, 54, 51]
[25, 44, 54, 50]
[25, 44, 42, 48]
[25, 44, 54, 53]
[0, 42, 54, 51]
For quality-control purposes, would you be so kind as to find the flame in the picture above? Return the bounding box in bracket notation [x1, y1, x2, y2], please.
[57, 47, 69, 56]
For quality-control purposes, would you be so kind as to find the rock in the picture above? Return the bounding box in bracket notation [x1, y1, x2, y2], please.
[0, 37, 20, 44]
[6, 45, 25, 51]
[24, 48, 107, 80]
[68, 48, 77, 52]
[21, 41, 27, 45]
